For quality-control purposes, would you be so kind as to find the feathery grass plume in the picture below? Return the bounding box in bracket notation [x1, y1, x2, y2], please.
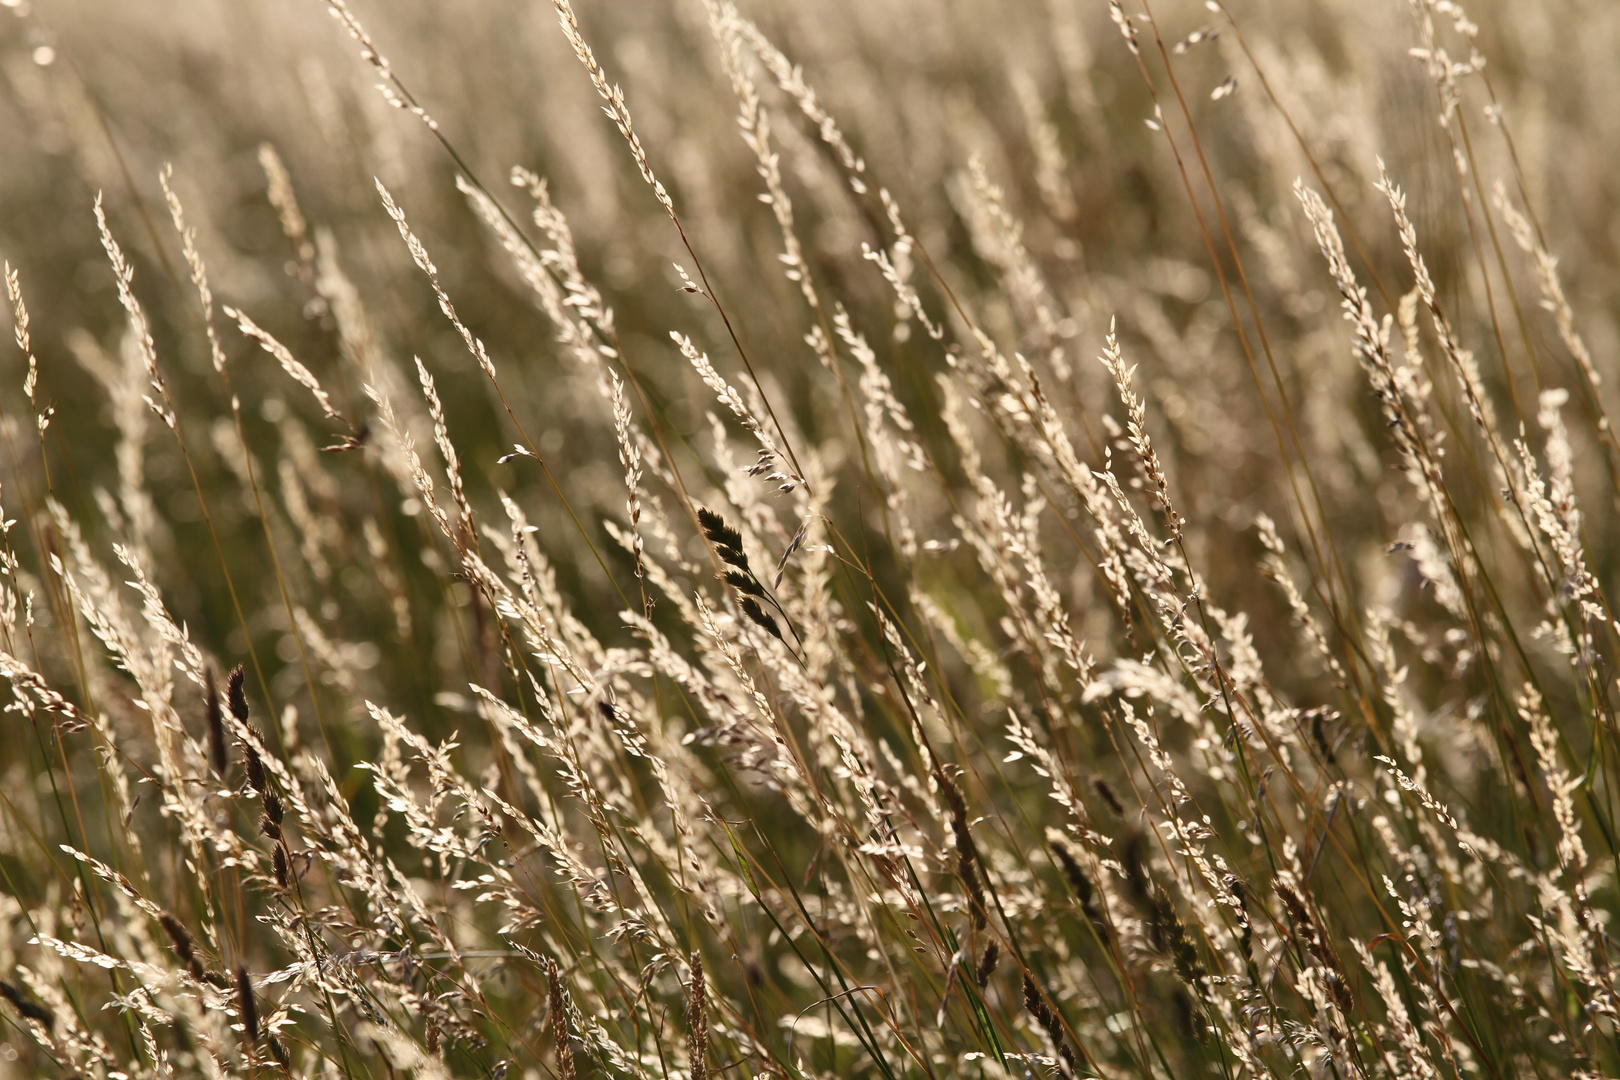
[610, 372, 644, 580]
[375, 179, 498, 381]
[224, 305, 349, 429]
[94, 192, 176, 429]
[8, 262, 54, 440]
[258, 144, 313, 267]
[7, 0, 1620, 1076]
[158, 164, 229, 375]
[675, 332, 804, 493]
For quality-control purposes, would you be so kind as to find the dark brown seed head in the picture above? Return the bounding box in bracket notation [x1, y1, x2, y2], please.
[236, 966, 259, 1045]
[723, 569, 765, 597]
[1092, 777, 1124, 817]
[1050, 841, 1109, 940]
[227, 664, 249, 722]
[739, 597, 783, 641]
[1021, 974, 1076, 1076]
[940, 770, 987, 930]
[204, 666, 227, 778]
[242, 729, 266, 794]
[0, 980, 52, 1030]
[269, 1038, 290, 1069]
[159, 912, 195, 964]
[259, 815, 282, 842]
[687, 951, 708, 1080]
[156, 913, 212, 986]
[546, 959, 575, 1080]
[262, 788, 284, 825]
[273, 845, 290, 889]
[698, 507, 750, 571]
[975, 940, 999, 988]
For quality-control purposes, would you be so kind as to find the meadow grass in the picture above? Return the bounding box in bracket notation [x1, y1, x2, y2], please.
[1, 0, 1619, 1076]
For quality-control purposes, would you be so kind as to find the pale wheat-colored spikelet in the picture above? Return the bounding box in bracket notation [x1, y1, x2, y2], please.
[6, 262, 53, 438]
[609, 371, 644, 580]
[1011, 69, 1079, 225]
[94, 194, 174, 430]
[730, 15, 867, 193]
[958, 154, 1070, 361]
[224, 305, 346, 427]
[459, 173, 615, 374]
[1255, 512, 1349, 687]
[323, 0, 439, 133]
[552, 0, 675, 220]
[414, 356, 476, 552]
[1495, 183, 1606, 396]
[257, 144, 313, 266]
[157, 166, 230, 376]
[1099, 320, 1181, 542]
[1375, 159, 1506, 448]
[674, 331, 803, 493]
[375, 178, 499, 381]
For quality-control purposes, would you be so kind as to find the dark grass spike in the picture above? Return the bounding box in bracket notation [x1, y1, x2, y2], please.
[1092, 777, 1125, 817]
[269, 1037, 290, 1069]
[722, 569, 765, 597]
[939, 769, 988, 931]
[226, 663, 249, 722]
[687, 952, 708, 1080]
[1021, 974, 1077, 1077]
[546, 958, 576, 1080]
[236, 966, 259, 1046]
[739, 597, 783, 642]
[159, 912, 207, 981]
[0, 981, 52, 1030]
[242, 730, 267, 795]
[975, 940, 999, 989]
[204, 666, 227, 778]
[697, 506, 749, 570]
[1050, 840, 1109, 941]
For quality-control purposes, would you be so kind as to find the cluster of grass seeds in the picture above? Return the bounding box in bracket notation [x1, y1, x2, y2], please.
[1, 0, 1620, 1077]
